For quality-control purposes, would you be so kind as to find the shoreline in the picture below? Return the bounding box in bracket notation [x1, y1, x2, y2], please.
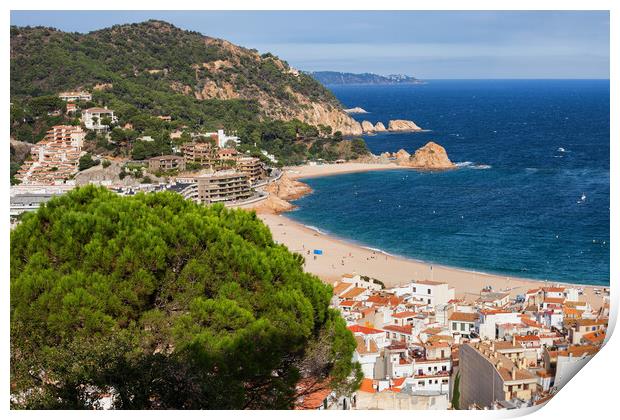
[287, 215, 608, 291]
[246, 162, 608, 310]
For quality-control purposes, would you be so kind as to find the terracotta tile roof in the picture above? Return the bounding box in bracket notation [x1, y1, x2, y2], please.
[392, 311, 417, 319]
[543, 297, 565, 304]
[576, 318, 607, 327]
[581, 330, 606, 345]
[543, 286, 565, 292]
[332, 282, 352, 296]
[384, 324, 413, 335]
[449, 312, 479, 322]
[340, 287, 367, 299]
[359, 378, 376, 393]
[558, 345, 600, 357]
[348, 325, 384, 335]
[295, 379, 332, 410]
[515, 335, 540, 342]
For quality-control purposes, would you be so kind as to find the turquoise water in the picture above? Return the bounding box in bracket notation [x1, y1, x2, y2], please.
[288, 80, 610, 285]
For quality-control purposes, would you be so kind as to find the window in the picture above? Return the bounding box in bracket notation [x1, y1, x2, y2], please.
[442, 379, 449, 384]
[427, 299, 431, 304]
[460, 323, 465, 331]
[418, 381, 425, 386]
[452, 322, 457, 330]
[442, 366, 447, 371]
[427, 289, 432, 294]
[413, 287, 417, 293]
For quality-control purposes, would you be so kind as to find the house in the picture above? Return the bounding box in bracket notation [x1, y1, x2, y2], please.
[82, 107, 117, 130]
[568, 318, 607, 344]
[352, 335, 381, 378]
[394, 280, 455, 307]
[476, 292, 510, 308]
[448, 312, 479, 339]
[383, 324, 416, 345]
[341, 273, 383, 291]
[477, 310, 522, 340]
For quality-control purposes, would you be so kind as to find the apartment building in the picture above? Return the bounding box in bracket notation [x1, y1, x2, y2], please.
[235, 156, 264, 183]
[181, 141, 216, 165]
[148, 155, 186, 172]
[459, 341, 537, 409]
[195, 171, 252, 204]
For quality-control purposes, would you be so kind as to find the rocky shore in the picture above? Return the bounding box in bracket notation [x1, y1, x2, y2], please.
[252, 141, 454, 214]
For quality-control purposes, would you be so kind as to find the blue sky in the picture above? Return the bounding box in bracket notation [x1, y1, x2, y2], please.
[10, 11, 610, 79]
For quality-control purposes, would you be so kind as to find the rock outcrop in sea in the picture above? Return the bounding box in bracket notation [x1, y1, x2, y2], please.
[360, 118, 423, 133]
[361, 120, 376, 133]
[401, 141, 455, 169]
[344, 107, 368, 114]
[388, 119, 423, 132]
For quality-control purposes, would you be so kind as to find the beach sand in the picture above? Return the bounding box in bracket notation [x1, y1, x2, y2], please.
[243, 163, 608, 311]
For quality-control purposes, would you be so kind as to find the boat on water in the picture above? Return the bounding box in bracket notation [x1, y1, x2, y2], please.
[577, 193, 586, 204]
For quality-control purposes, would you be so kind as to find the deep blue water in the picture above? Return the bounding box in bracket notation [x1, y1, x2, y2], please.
[288, 80, 610, 285]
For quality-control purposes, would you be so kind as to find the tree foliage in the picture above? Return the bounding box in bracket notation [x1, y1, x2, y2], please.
[10, 186, 361, 409]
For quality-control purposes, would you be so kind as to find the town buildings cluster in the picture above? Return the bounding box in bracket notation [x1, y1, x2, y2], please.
[304, 274, 609, 410]
[12, 90, 272, 212]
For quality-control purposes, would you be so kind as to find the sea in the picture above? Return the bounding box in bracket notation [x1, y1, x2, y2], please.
[288, 80, 610, 286]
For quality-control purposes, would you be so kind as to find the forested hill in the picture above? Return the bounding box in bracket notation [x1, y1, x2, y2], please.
[310, 71, 420, 85]
[10, 20, 362, 135]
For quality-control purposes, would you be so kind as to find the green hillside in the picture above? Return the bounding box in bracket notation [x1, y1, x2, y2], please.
[10, 20, 368, 167]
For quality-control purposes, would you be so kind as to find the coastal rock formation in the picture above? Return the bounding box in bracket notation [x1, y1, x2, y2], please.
[361, 120, 376, 133]
[388, 119, 423, 132]
[402, 141, 455, 170]
[265, 174, 312, 201]
[374, 122, 387, 132]
[253, 194, 295, 214]
[394, 149, 411, 163]
[344, 107, 368, 114]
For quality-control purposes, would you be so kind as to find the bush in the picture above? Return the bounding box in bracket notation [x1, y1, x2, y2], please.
[78, 153, 100, 171]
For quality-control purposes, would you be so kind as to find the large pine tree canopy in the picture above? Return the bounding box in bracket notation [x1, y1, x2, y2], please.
[10, 186, 361, 409]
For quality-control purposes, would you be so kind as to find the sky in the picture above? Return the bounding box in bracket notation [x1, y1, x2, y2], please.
[10, 10, 610, 79]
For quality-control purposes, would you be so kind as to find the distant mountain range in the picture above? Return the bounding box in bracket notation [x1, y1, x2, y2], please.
[309, 71, 422, 85]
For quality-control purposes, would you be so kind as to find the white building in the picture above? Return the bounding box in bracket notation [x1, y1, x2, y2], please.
[478, 310, 522, 340]
[200, 129, 240, 148]
[393, 280, 455, 307]
[82, 107, 117, 130]
[58, 91, 92, 102]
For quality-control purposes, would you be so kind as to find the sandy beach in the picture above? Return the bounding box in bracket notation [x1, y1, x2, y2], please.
[245, 163, 608, 311]
[282, 162, 404, 179]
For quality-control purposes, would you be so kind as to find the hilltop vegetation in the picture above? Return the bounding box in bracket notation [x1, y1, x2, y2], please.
[10, 186, 362, 409]
[10, 21, 367, 166]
